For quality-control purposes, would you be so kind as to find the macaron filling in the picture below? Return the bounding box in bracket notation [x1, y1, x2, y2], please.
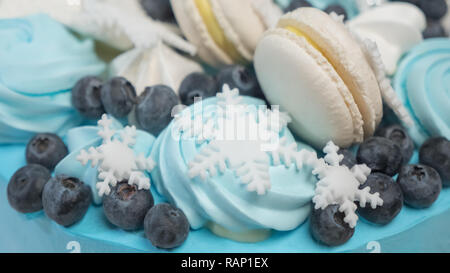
[194, 0, 245, 63]
[284, 26, 323, 53]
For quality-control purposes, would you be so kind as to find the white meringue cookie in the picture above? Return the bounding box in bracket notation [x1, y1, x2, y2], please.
[0, 0, 195, 54]
[347, 2, 426, 76]
[110, 42, 203, 95]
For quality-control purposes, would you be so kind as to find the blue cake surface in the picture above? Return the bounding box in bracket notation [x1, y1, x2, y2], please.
[1, 143, 449, 253]
[1, 0, 449, 254]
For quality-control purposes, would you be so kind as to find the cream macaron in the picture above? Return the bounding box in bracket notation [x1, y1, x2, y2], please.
[170, 0, 282, 67]
[254, 8, 384, 149]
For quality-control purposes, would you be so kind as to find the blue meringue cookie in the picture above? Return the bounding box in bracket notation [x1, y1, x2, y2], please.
[150, 95, 318, 241]
[0, 14, 105, 144]
[55, 117, 156, 205]
[394, 38, 450, 145]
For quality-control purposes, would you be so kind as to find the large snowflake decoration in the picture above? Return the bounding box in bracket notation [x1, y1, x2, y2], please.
[76, 115, 156, 197]
[175, 85, 383, 227]
[173, 84, 293, 195]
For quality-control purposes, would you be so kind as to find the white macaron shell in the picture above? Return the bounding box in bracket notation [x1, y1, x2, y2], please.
[211, 0, 265, 60]
[279, 8, 383, 137]
[171, 0, 233, 66]
[255, 29, 363, 148]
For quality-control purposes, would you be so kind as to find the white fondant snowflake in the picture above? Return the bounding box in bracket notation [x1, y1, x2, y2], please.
[312, 142, 384, 228]
[77, 115, 156, 197]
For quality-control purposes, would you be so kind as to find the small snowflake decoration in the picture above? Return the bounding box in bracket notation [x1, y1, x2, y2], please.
[312, 142, 384, 228]
[76, 114, 156, 197]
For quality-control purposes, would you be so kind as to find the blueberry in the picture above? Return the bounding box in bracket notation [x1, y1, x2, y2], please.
[103, 181, 154, 231]
[26, 133, 68, 171]
[42, 175, 92, 226]
[419, 137, 450, 186]
[216, 65, 265, 99]
[310, 204, 355, 246]
[324, 4, 348, 21]
[144, 203, 190, 249]
[338, 148, 356, 169]
[100, 77, 137, 119]
[140, 0, 175, 22]
[71, 76, 105, 119]
[357, 137, 403, 176]
[135, 85, 179, 136]
[419, 0, 448, 20]
[7, 164, 51, 213]
[397, 164, 442, 208]
[357, 173, 403, 225]
[376, 125, 414, 165]
[423, 20, 447, 38]
[284, 0, 312, 13]
[179, 72, 217, 106]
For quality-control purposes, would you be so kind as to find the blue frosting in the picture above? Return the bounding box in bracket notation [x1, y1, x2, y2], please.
[54, 117, 156, 204]
[394, 38, 450, 145]
[0, 14, 105, 144]
[150, 96, 318, 232]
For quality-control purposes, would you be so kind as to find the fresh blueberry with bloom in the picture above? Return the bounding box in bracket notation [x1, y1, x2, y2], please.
[324, 4, 348, 21]
[376, 125, 414, 165]
[357, 137, 403, 176]
[179, 72, 217, 106]
[100, 77, 137, 119]
[26, 133, 68, 171]
[419, 137, 450, 186]
[338, 148, 357, 169]
[310, 204, 355, 246]
[7, 164, 51, 213]
[358, 173, 403, 225]
[140, 0, 175, 22]
[144, 203, 190, 249]
[135, 85, 179, 136]
[103, 181, 154, 230]
[284, 0, 312, 13]
[418, 0, 448, 20]
[216, 65, 265, 99]
[423, 20, 447, 38]
[72, 76, 105, 119]
[43, 175, 92, 227]
[397, 164, 442, 209]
